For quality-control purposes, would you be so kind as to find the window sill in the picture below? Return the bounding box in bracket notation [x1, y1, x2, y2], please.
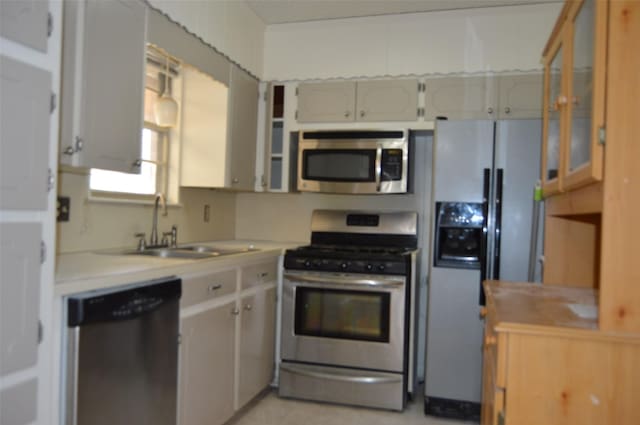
[87, 193, 182, 208]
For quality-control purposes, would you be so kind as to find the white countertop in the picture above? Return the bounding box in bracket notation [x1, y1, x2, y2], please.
[55, 239, 302, 296]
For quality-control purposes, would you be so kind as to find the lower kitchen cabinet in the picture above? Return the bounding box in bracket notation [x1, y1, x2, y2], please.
[178, 257, 279, 425]
[179, 299, 236, 425]
[238, 287, 276, 407]
[481, 281, 640, 425]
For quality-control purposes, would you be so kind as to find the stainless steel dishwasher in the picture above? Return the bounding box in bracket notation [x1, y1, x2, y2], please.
[65, 276, 181, 425]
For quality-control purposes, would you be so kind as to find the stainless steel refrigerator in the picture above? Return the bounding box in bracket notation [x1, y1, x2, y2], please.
[424, 120, 541, 420]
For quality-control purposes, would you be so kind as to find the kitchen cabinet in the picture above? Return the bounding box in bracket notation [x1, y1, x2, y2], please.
[179, 299, 236, 425]
[296, 79, 419, 123]
[541, 0, 606, 195]
[0, 0, 49, 52]
[424, 74, 542, 121]
[180, 66, 229, 189]
[0, 56, 51, 210]
[178, 258, 279, 425]
[59, 0, 147, 173]
[481, 281, 640, 425]
[227, 65, 259, 191]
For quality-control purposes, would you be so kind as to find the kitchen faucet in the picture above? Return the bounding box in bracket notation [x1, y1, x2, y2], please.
[150, 193, 167, 247]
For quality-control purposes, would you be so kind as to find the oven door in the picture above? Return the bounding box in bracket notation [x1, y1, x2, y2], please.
[297, 139, 408, 194]
[282, 271, 406, 372]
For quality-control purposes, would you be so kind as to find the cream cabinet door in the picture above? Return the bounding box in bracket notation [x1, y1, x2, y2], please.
[0, 0, 49, 52]
[0, 223, 41, 377]
[424, 76, 497, 121]
[355, 79, 419, 122]
[497, 74, 543, 119]
[0, 56, 51, 210]
[227, 65, 259, 191]
[237, 287, 276, 407]
[60, 0, 146, 173]
[179, 301, 236, 425]
[297, 81, 356, 123]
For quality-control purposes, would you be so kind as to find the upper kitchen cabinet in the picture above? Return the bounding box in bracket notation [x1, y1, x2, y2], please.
[0, 56, 51, 210]
[227, 65, 259, 191]
[296, 79, 419, 123]
[60, 0, 147, 173]
[423, 76, 496, 121]
[541, 0, 606, 196]
[296, 81, 356, 123]
[424, 74, 543, 121]
[497, 74, 543, 119]
[0, 0, 50, 52]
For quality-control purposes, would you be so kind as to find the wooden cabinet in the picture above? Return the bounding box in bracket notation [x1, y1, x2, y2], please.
[296, 79, 419, 123]
[0, 56, 51, 210]
[178, 257, 279, 425]
[481, 281, 640, 425]
[60, 0, 147, 173]
[227, 65, 259, 191]
[0, 0, 49, 52]
[541, 0, 606, 196]
[424, 74, 543, 121]
[179, 300, 236, 425]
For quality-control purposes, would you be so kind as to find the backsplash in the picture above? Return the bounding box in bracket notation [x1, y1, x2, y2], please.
[57, 170, 236, 254]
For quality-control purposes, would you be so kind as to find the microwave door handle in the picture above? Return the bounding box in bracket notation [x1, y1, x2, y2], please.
[375, 147, 382, 192]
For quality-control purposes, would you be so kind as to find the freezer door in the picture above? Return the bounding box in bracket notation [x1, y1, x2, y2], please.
[433, 120, 494, 202]
[493, 120, 542, 282]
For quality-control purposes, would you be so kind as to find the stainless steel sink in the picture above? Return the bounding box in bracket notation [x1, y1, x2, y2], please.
[100, 245, 259, 259]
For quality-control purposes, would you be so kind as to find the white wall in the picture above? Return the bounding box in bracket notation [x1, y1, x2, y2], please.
[263, 3, 563, 81]
[57, 171, 236, 253]
[147, 0, 266, 78]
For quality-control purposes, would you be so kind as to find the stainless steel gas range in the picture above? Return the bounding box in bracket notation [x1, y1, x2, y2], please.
[279, 210, 419, 411]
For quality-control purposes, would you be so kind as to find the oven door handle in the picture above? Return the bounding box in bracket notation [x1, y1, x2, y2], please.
[280, 363, 402, 385]
[375, 146, 383, 192]
[284, 272, 404, 288]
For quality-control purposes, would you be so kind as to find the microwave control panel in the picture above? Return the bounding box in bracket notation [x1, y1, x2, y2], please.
[381, 149, 403, 181]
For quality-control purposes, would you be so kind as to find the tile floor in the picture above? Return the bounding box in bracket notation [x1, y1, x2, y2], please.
[230, 390, 477, 425]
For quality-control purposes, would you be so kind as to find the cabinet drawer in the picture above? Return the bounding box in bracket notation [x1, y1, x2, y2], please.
[181, 270, 237, 308]
[241, 261, 278, 290]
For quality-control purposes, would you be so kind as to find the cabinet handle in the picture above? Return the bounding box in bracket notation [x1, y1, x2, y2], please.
[360, 110, 365, 118]
[504, 107, 511, 114]
[344, 111, 351, 118]
[572, 96, 580, 105]
[231, 307, 240, 316]
[244, 304, 252, 311]
[208, 284, 222, 292]
[232, 178, 239, 184]
[479, 307, 488, 318]
[487, 107, 494, 114]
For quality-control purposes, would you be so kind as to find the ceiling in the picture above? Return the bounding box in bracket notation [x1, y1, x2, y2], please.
[245, 0, 561, 25]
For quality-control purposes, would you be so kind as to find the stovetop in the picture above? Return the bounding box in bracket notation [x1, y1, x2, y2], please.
[284, 244, 415, 275]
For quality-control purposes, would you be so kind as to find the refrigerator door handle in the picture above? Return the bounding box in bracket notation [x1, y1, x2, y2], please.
[480, 168, 491, 305]
[493, 168, 504, 280]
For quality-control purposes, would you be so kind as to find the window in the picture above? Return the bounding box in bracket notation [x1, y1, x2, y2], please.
[89, 49, 178, 199]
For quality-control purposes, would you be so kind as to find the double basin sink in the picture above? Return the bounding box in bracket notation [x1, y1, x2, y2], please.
[111, 245, 259, 260]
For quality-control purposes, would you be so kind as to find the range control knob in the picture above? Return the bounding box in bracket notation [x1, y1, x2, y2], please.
[304, 260, 312, 268]
[378, 264, 386, 272]
[340, 262, 349, 270]
[366, 263, 374, 271]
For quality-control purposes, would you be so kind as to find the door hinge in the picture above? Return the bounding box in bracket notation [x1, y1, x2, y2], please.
[295, 87, 299, 96]
[38, 320, 43, 344]
[295, 110, 298, 120]
[263, 90, 268, 102]
[47, 168, 55, 192]
[40, 241, 46, 264]
[50, 92, 56, 114]
[598, 126, 606, 145]
[177, 333, 182, 345]
[47, 12, 53, 38]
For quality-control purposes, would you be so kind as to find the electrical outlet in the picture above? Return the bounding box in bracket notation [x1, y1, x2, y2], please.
[203, 204, 210, 223]
[57, 196, 70, 222]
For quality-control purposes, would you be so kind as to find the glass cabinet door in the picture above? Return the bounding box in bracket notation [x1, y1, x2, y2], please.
[564, 0, 604, 188]
[543, 44, 564, 193]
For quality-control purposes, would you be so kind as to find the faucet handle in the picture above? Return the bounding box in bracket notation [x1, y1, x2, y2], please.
[170, 225, 178, 248]
[134, 232, 146, 251]
[161, 231, 172, 247]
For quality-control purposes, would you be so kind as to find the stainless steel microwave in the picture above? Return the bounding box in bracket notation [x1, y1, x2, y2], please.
[297, 130, 411, 194]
